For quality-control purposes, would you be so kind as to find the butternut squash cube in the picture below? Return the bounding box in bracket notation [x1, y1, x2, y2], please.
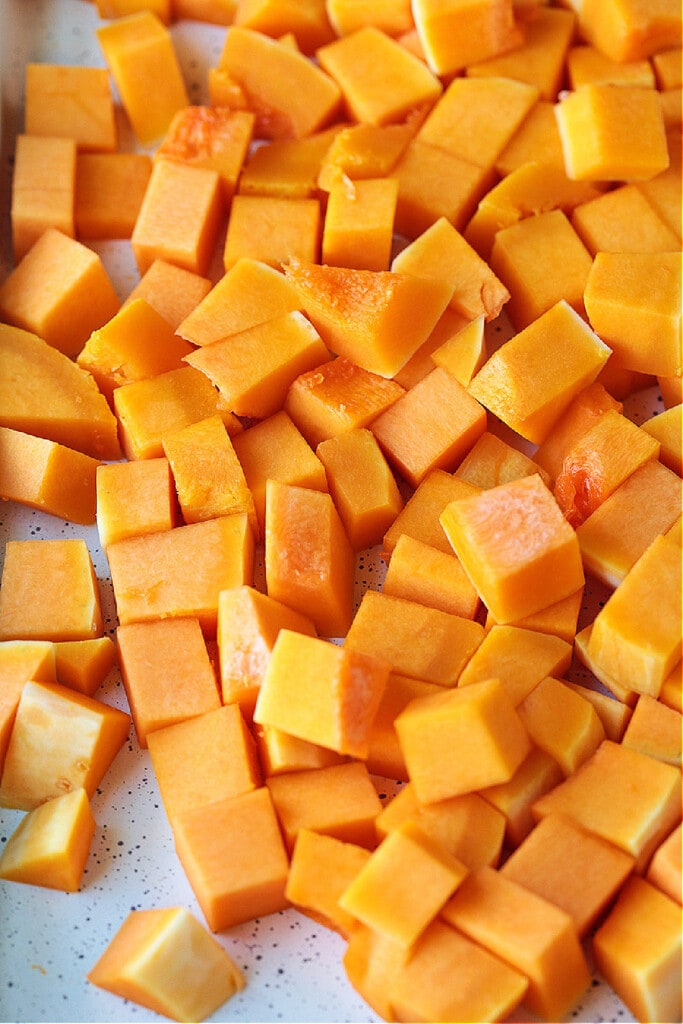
[0, 228, 120, 359]
[223, 194, 321, 270]
[316, 428, 404, 550]
[255, 724, 345, 777]
[382, 468, 480, 557]
[88, 906, 245, 1022]
[365, 673, 443, 782]
[321, 176, 398, 271]
[147, 703, 261, 823]
[532, 739, 682, 870]
[455, 430, 550, 491]
[494, 99, 566, 177]
[430, 313, 488, 388]
[96, 458, 176, 550]
[490, 208, 593, 330]
[338, 820, 469, 947]
[25, 63, 117, 152]
[232, 0, 336, 53]
[11, 134, 76, 262]
[593, 876, 682, 1024]
[468, 299, 612, 445]
[555, 83, 669, 182]
[382, 534, 481, 620]
[411, 0, 522, 77]
[162, 415, 257, 534]
[395, 678, 532, 804]
[96, 11, 190, 145]
[442, 865, 591, 1021]
[316, 25, 442, 126]
[185, 310, 330, 421]
[458, 624, 573, 705]
[484, 587, 583, 646]
[265, 760, 382, 852]
[646, 822, 682, 905]
[107, 514, 254, 637]
[516, 675, 606, 777]
[584, 250, 682, 378]
[370, 366, 487, 489]
[238, 124, 343, 199]
[113, 365, 241, 462]
[253, 629, 389, 759]
[577, 0, 682, 63]
[343, 922, 411, 1022]
[53, 637, 116, 698]
[0, 786, 96, 892]
[232, 410, 328, 535]
[116, 617, 221, 748]
[641, 403, 682, 477]
[345, 589, 485, 687]
[532, 380, 624, 485]
[285, 828, 371, 938]
[76, 298, 194, 405]
[566, 43, 656, 90]
[75, 152, 152, 241]
[570, 181, 680, 256]
[621, 693, 682, 768]
[131, 160, 224, 277]
[0, 640, 56, 773]
[284, 357, 405, 448]
[316, 121, 414, 191]
[325, 0, 414, 38]
[0, 427, 100, 526]
[217, 584, 316, 719]
[282, 257, 452, 378]
[586, 533, 682, 698]
[0, 680, 130, 810]
[564, 681, 633, 743]
[501, 812, 635, 938]
[440, 473, 585, 624]
[0, 539, 102, 643]
[263, 479, 354, 637]
[123, 259, 212, 332]
[480, 745, 564, 848]
[387, 918, 529, 1024]
[218, 26, 342, 139]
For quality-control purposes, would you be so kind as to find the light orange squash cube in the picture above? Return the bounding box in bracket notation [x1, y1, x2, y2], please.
[24, 63, 117, 152]
[0, 786, 96, 892]
[53, 637, 116, 698]
[365, 673, 443, 782]
[382, 534, 481, 620]
[75, 152, 152, 241]
[107, 514, 254, 637]
[454, 430, 551, 491]
[317, 121, 414, 191]
[285, 828, 371, 938]
[321, 176, 398, 271]
[255, 723, 345, 777]
[641, 403, 683, 477]
[576, 0, 682, 63]
[123, 259, 212, 332]
[0, 640, 55, 774]
[494, 100, 566, 177]
[239, 125, 343, 199]
[646, 822, 682, 905]
[96, 11, 190, 144]
[395, 678, 532, 804]
[223, 194, 321, 270]
[480, 745, 564, 849]
[382, 468, 480, 557]
[532, 380, 623, 485]
[621, 693, 682, 768]
[430, 313, 488, 388]
[440, 473, 585, 625]
[570, 181, 680, 256]
[458, 624, 573, 706]
[253, 628, 389, 759]
[11, 134, 76, 262]
[411, 0, 522, 77]
[0, 538, 102, 643]
[516, 675, 606, 777]
[88, 906, 245, 1023]
[116, 616, 221, 748]
[96, 458, 176, 550]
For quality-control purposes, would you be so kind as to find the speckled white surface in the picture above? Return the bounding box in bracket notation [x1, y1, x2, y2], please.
[0, 2, 653, 1021]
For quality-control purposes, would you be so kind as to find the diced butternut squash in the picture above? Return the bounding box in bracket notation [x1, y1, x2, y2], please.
[382, 534, 480, 620]
[516, 675, 606, 776]
[53, 637, 117, 698]
[593, 876, 682, 1024]
[576, 0, 682, 63]
[646, 822, 682, 905]
[321, 176, 398, 271]
[11, 134, 76, 262]
[345, 589, 485, 687]
[0, 640, 56, 774]
[284, 357, 405, 448]
[87, 905, 245, 1022]
[564, 681, 633, 743]
[532, 380, 624, 484]
[454, 430, 550, 491]
[458, 624, 573, 705]
[223, 194, 321, 269]
[0, 786, 96, 892]
[440, 473, 585, 624]
[253, 628, 389, 759]
[0, 228, 120, 359]
[430, 314, 488, 388]
[0, 680, 130, 810]
[316, 120, 414, 191]
[107, 514, 254, 637]
[641, 403, 682, 476]
[239, 124, 343, 198]
[122, 259, 212, 331]
[621, 693, 682, 768]
[96, 458, 177, 550]
[343, 921, 411, 1022]
[147, 703, 261, 822]
[570, 181, 680, 256]
[285, 828, 371, 937]
[96, 11, 190, 144]
[282, 257, 452, 378]
[395, 678, 532, 804]
[185, 310, 330, 420]
[0, 426, 100, 525]
[75, 152, 152, 241]
[411, 0, 522, 77]
[442, 865, 592, 1021]
[0, 539, 102, 643]
[382, 469, 480, 557]
[25, 63, 117, 152]
[480, 745, 564, 848]
[263, 479, 354, 637]
[0, 323, 122, 461]
[365, 673, 443, 782]
[494, 100, 566, 176]
[255, 723, 345, 777]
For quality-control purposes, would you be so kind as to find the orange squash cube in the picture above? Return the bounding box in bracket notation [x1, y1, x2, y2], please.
[480, 745, 564, 848]
[458, 624, 573, 705]
[395, 678, 532, 804]
[87, 906, 245, 1022]
[116, 616, 221, 748]
[454, 430, 551, 491]
[440, 473, 585, 624]
[53, 637, 116, 698]
[570, 181, 680, 256]
[564, 680, 634, 743]
[96, 11, 190, 144]
[185, 310, 330, 420]
[282, 257, 452, 378]
[516, 675, 606, 777]
[321, 176, 398, 271]
[107, 514, 254, 637]
[0, 539, 102, 643]
[123, 259, 212, 332]
[593, 876, 682, 1024]
[223, 194, 321, 270]
[382, 534, 481, 620]
[345, 589, 485, 687]
[0, 640, 56, 774]
[430, 313, 488, 388]
[532, 380, 623, 485]
[238, 124, 343, 199]
[621, 693, 682, 768]
[0, 680, 130, 810]
[468, 299, 612, 445]
[365, 673, 443, 782]
[285, 829, 371, 938]
[382, 468, 480, 557]
[566, 43, 656, 89]
[10, 134, 76, 261]
[494, 99, 566, 177]
[317, 121, 414, 191]
[284, 357, 405, 448]
[0, 228, 120, 359]
[484, 587, 583, 646]
[253, 629, 389, 759]
[255, 724, 345, 777]
[411, 0, 522, 77]
[147, 703, 261, 822]
[0, 786, 96, 893]
[264, 479, 354, 637]
[96, 458, 176, 550]
[131, 160, 224, 277]
[576, 0, 682, 63]
[75, 152, 152, 241]
[25, 63, 117, 152]
[232, 0, 336, 53]
[646, 822, 682, 905]
[641, 403, 683, 477]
